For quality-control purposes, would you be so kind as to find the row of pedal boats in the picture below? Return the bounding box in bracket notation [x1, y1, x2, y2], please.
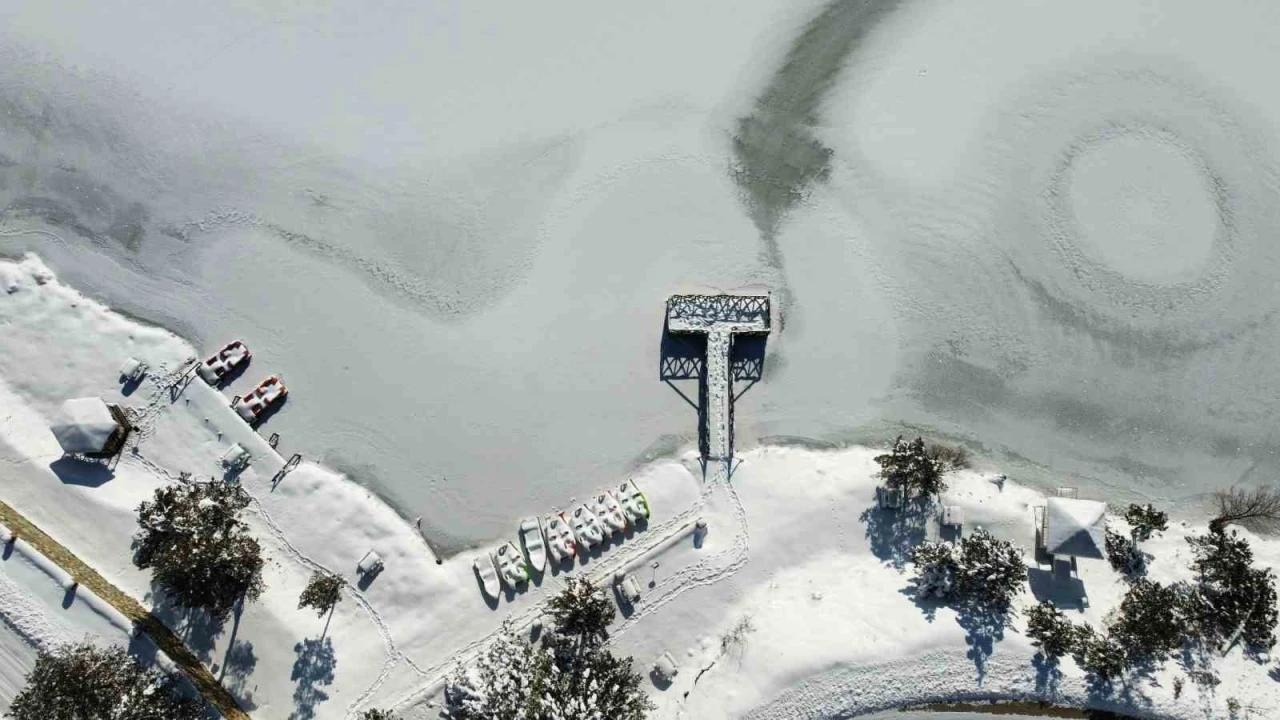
[474, 479, 651, 598]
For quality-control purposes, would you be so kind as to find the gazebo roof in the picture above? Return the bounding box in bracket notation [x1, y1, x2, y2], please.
[49, 397, 120, 454]
[1044, 497, 1107, 559]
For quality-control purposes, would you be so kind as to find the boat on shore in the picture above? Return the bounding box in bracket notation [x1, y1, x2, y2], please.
[570, 504, 606, 548]
[493, 541, 529, 588]
[545, 513, 577, 563]
[619, 479, 650, 523]
[594, 491, 628, 533]
[474, 554, 501, 599]
[519, 516, 547, 572]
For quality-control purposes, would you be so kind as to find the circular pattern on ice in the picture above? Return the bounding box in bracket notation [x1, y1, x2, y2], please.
[990, 59, 1280, 338]
[1062, 128, 1218, 284]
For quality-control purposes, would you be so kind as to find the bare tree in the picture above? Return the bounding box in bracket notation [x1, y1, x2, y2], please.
[1210, 486, 1280, 534]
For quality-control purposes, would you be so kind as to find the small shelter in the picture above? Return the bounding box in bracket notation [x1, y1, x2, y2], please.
[49, 398, 131, 457]
[1037, 496, 1107, 560]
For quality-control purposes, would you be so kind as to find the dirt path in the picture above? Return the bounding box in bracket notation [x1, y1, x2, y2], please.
[0, 499, 250, 720]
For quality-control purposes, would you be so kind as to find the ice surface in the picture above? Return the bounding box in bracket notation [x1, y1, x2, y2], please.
[5, 0, 1280, 555]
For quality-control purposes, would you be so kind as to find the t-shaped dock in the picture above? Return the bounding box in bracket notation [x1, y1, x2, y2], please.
[665, 294, 770, 464]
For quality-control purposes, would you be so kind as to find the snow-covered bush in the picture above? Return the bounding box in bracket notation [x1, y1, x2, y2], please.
[7, 642, 203, 720]
[1123, 503, 1168, 543]
[909, 529, 1026, 612]
[359, 710, 399, 720]
[875, 436, 945, 497]
[1024, 600, 1082, 659]
[925, 441, 971, 472]
[1187, 528, 1279, 650]
[909, 540, 958, 600]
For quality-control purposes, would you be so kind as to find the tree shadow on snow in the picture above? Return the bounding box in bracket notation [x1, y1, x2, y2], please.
[1032, 653, 1063, 698]
[220, 639, 259, 710]
[860, 497, 931, 570]
[290, 636, 336, 720]
[955, 605, 1007, 685]
[148, 585, 227, 663]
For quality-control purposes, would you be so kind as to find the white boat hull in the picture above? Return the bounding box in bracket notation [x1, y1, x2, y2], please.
[474, 556, 501, 599]
[519, 516, 548, 572]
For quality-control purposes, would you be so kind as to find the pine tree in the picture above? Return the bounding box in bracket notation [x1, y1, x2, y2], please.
[954, 529, 1027, 613]
[444, 624, 546, 720]
[7, 642, 204, 720]
[542, 647, 652, 720]
[908, 529, 1026, 612]
[1074, 628, 1127, 682]
[133, 480, 265, 620]
[444, 620, 653, 720]
[358, 711, 399, 720]
[1024, 600, 1081, 659]
[1109, 579, 1185, 662]
[547, 576, 615, 647]
[875, 436, 946, 497]
[1187, 529, 1279, 650]
[299, 571, 346, 617]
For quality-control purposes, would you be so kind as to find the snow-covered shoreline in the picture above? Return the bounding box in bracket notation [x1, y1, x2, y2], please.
[3, 253, 1278, 720]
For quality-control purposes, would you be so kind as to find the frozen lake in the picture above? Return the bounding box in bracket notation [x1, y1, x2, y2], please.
[5, 0, 1280, 549]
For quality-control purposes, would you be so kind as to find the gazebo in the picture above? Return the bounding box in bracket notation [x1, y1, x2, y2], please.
[49, 398, 131, 457]
[1036, 496, 1107, 560]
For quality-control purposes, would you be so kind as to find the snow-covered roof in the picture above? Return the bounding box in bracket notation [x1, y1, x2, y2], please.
[1044, 497, 1107, 559]
[49, 397, 120, 454]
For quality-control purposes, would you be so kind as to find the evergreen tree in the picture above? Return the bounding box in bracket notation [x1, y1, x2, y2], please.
[444, 618, 653, 720]
[1024, 600, 1081, 659]
[298, 571, 346, 617]
[542, 646, 651, 720]
[908, 540, 958, 600]
[1109, 579, 1185, 662]
[7, 642, 204, 720]
[1074, 628, 1127, 682]
[875, 436, 945, 497]
[445, 625, 546, 720]
[954, 529, 1026, 613]
[358, 711, 399, 720]
[546, 577, 615, 647]
[1187, 529, 1279, 650]
[909, 529, 1026, 612]
[133, 480, 264, 620]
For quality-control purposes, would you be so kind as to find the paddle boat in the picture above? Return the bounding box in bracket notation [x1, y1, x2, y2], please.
[618, 479, 650, 523]
[593, 491, 628, 534]
[197, 340, 250, 384]
[493, 542, 530, 588]
[569, 504, 606, 548]
[545, 513, 578, 563]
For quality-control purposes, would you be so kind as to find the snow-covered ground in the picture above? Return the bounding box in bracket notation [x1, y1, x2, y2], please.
[0, 531, 151, 714]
